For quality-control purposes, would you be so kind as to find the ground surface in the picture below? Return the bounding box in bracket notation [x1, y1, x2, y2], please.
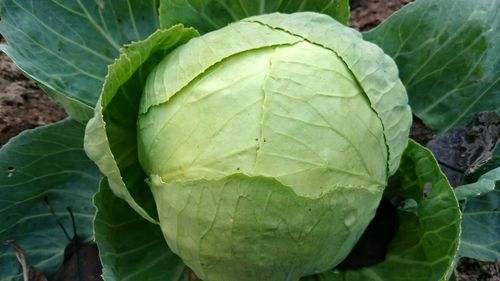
[0, 37, 67, 147]
[0, 0, 498, 280]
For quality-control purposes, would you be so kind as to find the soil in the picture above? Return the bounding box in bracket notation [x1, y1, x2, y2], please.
[0, 37, 66, 148]
[0, 0, 498, 280]
[457, 258, 500, 281]
[349, 0, 414, 31]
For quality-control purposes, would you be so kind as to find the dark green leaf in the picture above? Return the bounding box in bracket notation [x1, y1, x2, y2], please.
[460, 183, 499, 260]
[308, 140, 461, 281]
[364, 0, 499, 132]
[0, 119, 100, 280]
[94, 180, 188, 281]
[159, 0, 349, 33]
[459, 146, 500, 260]
[0, 0, 161, 121]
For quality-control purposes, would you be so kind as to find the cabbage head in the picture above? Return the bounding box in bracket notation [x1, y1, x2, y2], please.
[87, 12, 412, 281]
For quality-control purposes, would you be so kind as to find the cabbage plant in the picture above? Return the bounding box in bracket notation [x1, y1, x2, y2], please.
[0, 0, 498, 281]
[92, 13, 411, 280]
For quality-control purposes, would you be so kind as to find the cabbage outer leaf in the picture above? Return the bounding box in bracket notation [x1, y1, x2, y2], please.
[313, 140, 461, 281]
[244, 12, 412, 176]
[137, 19, 388, 198]
[136, 13, 410, 281]
[84, 25, 199, 223]
[150, 173, 382, 281]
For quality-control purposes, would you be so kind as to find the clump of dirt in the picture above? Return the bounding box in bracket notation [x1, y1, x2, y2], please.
[0, 37, 67, 147]
[457, 258, 500, 281]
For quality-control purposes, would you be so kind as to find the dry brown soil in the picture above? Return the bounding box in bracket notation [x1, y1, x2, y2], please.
[0, 37, 66, 147]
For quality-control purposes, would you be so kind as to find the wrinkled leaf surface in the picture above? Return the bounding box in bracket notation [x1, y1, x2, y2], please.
[312, 140, 461, 281]
[84, 25, 198, 223]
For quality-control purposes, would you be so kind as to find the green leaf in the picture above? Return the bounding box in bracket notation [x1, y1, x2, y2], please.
[0, 119, 100, 280]
[244, 12, 412, 177]
[460, 184, 499, 260]
[0, 0, 161, 121]
[137, 15, 389, 201]
[150, 173, 383, 281]
[310, 140, 461, 281]
[363, 0, 500, 132]
[459, 147, 500, 260]
[455, 167, 499, 201]
[94, 180, 188, 281]
[159, 0, 349, 33]
[84, 25, 198, 223]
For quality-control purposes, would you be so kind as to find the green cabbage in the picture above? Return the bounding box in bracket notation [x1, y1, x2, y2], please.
[134, 13, 411, 281]
[85, 12, 412, 281]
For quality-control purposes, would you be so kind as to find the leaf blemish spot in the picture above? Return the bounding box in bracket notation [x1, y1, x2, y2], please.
[423, 182, 432, 198]
[7, 166, 15, 177]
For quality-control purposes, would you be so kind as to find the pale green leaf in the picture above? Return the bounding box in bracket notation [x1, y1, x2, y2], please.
[244, 12, 412, 176]
[455, 167, 499, 201]
[84, 25, 198, 223]
[138, 29, 387, 197]
[150, 173, 382, 281]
